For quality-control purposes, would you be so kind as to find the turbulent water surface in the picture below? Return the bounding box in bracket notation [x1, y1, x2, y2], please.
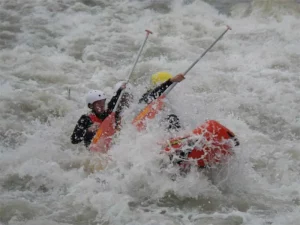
[1, 0, 300, 224]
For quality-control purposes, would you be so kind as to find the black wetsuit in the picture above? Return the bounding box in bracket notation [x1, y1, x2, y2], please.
[139, 79, 181, 131]
[70, 89, 123, 147]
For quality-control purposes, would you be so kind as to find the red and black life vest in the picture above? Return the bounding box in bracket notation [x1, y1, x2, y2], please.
[88, 113, 103, 124]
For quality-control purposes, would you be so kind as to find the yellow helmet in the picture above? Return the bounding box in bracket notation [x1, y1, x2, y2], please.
[151, 71, 173, 86]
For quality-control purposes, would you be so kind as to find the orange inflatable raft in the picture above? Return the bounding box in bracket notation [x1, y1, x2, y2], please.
[162, 120, 239, 167]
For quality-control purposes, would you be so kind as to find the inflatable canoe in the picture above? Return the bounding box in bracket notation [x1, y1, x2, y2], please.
[89, 119, 239, 169]
[162, 120, 239, 168]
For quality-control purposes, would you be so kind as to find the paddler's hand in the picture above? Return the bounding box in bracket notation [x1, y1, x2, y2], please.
[88, 123, 100, 133]
[121, 83, 126, 89]
[170, 74, 185, 83]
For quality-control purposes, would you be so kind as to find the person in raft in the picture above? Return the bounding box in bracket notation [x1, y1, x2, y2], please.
[139, 71, 185, 131]
[71, 72, 184, 148]
[113, 72, 185, 131]
[70, 88, 124, 148]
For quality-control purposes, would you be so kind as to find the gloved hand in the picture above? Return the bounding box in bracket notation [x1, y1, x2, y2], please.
[170, 74, 185, 83]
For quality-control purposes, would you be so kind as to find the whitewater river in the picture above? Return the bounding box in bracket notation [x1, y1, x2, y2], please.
[1, 0, 300, 224]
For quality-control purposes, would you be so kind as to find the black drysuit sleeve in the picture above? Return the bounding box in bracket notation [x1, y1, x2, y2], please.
[139, 79, 173, 104]
[107, 88, 123, 113]
[70, 115, 94, 147]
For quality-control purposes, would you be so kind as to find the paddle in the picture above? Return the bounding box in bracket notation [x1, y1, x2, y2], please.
[132, 26, 232, 131]
[89, 29, 153, 152]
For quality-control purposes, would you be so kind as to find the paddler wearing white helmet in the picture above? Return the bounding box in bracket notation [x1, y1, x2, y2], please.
[71, 88, 124, 148]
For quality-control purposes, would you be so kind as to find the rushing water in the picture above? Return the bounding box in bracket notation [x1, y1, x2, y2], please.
[1, 0, 300, 224]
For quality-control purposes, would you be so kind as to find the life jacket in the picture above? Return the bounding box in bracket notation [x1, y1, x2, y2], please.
[88, 113, 106, 153]
[88, 113, 103, 124]
[88, 112, 122, 153]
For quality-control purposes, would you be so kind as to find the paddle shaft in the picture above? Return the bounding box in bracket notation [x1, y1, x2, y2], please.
[91, 30, 152, 146]
[163, 26, 232, 96]
[113, 30, 152, 112]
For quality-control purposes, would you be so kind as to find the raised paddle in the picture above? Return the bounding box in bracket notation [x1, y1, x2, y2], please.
[89, 29, 153, 152]
[132, 26, 232, 131]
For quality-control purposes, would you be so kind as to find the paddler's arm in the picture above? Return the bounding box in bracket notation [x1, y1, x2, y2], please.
[71, 115, 93, 144]
[139, 74, 185, 104]
[107, 88, 123, 113]
[139, 79, 172, 104]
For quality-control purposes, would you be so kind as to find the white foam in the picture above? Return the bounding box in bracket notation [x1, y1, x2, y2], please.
[1, 0, 300, 224]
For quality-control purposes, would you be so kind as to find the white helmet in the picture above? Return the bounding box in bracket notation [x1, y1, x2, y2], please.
[86, 90, 106, 105]
[114, 81, 132, 93]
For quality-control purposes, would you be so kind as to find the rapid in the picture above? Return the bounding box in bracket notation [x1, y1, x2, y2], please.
[1, 0, 300, 224]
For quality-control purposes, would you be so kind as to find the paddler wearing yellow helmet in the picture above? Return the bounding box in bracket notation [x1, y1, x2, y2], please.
[139, 71, 185, 131]
[112, 71, 184, 132]
[139, 71, 185, 103]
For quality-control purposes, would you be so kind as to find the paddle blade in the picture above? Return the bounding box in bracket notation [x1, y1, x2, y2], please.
[89, 112, 116, 152]
[132, 95, 166, 131]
